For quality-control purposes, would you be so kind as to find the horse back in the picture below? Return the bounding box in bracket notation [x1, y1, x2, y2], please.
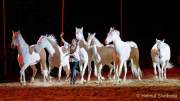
[97, 46, 115, 65]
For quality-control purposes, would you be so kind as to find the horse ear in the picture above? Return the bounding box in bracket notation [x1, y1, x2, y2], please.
[162, 39, 165, 43]
[110, 27, 112, 30]
[93, 32, 96, 36]
[156, 38, 158, 42]
[81, 27, 83, 31]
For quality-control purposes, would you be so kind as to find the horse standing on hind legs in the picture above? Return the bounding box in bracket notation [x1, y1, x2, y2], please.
[105, 27, 142, 83]
[34, 35, 70, 82]
[11, 30, 48, 85]
[151, 39, 174, 80]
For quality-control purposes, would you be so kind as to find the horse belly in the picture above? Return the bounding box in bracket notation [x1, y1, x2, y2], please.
[99, 48, 114, 65]
[30, 52, 40, 65]
[49, 55, 60, 68]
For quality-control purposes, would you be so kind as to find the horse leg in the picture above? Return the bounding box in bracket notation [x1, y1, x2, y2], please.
[82, 62, 88, 83]
[64, 64, 70, 81]
[99, 64, 105, 80]
[40, 64, 48, 82]
[162, 62, 167, 80]
[118, 62, 124, 82]
[137, 68, 142, 80]
[40, 62, 48, 82]
[157, 63, 161, 80]
[79, 61, 84, 84]
[97, 64, 102, 83]
[30, 65, 37, 82]
[164, 67, 167, 80]
[160, 63, 164, 80]
[94, 63, 97, 77]
[20, 64, 28, 85]
[58, 65, 62, 81]
[87, 62, 92, 81]
[153, 62, 158, 79]
[48, 64, 53, 82]
[43, 68, 49, 82]
[108, 63, 114, 80]
[20, 70, 23, 83]
[114, 65, 120, 84]
[123, 61, 127, 82]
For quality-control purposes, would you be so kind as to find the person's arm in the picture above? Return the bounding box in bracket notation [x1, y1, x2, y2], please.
[60, 32, 69, 44]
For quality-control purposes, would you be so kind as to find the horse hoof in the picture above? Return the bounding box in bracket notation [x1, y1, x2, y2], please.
[138, 78, 142, 81]
[95, 81, 100, 84]
[30, 78, 35, 83]
[80, 81, 84, 84]
[101, 77, 105, 80]
[20, 82, 26, 86]
[83, 80, 87, 83]
[30, 80, 34, 83]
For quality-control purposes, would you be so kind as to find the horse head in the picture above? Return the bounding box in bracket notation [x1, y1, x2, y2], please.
[75, 27, 84, 40]
[11, 30, 21, 48]
[87, 32, 96, 47]
[35, 35, 55, 56]
[105, 27, 120, 44]
[156, 39, 165, 51]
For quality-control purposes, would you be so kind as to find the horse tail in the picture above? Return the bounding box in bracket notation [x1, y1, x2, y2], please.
[130, 59, 142, 78]
[127, 41, 138, 48]
[130, 47, 142, 78]
[130, 59, 138, 77]
[166, 62, 174, 69]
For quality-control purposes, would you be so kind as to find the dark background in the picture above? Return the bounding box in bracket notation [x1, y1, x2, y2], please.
[1, 0, 180, 81]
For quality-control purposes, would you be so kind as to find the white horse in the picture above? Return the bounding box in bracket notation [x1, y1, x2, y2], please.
[151, 39, 174, 80]
[105, 27, 142, 82]
[11, 30, 48, 85]
[34, 35, 70, 81]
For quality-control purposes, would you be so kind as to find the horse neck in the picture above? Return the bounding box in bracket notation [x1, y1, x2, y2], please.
[80, 38, 88, 50]
[113, 36, 123, 48]
[45, 39, 56, 56]
[92, 37, 103, 47]
[16, 34, 29, 54]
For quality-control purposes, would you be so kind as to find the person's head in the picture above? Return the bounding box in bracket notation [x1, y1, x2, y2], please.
[71, 38, 77, 46]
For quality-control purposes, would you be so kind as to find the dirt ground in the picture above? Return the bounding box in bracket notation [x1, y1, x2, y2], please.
[0, 67, 180, 101]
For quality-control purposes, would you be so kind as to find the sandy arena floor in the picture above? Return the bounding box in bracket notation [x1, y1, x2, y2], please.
[0, 67, 180, 101]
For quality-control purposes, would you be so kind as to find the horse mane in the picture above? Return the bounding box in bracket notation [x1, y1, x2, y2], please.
[46, 34, 57, 44]
[92, 37, 104, 46]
